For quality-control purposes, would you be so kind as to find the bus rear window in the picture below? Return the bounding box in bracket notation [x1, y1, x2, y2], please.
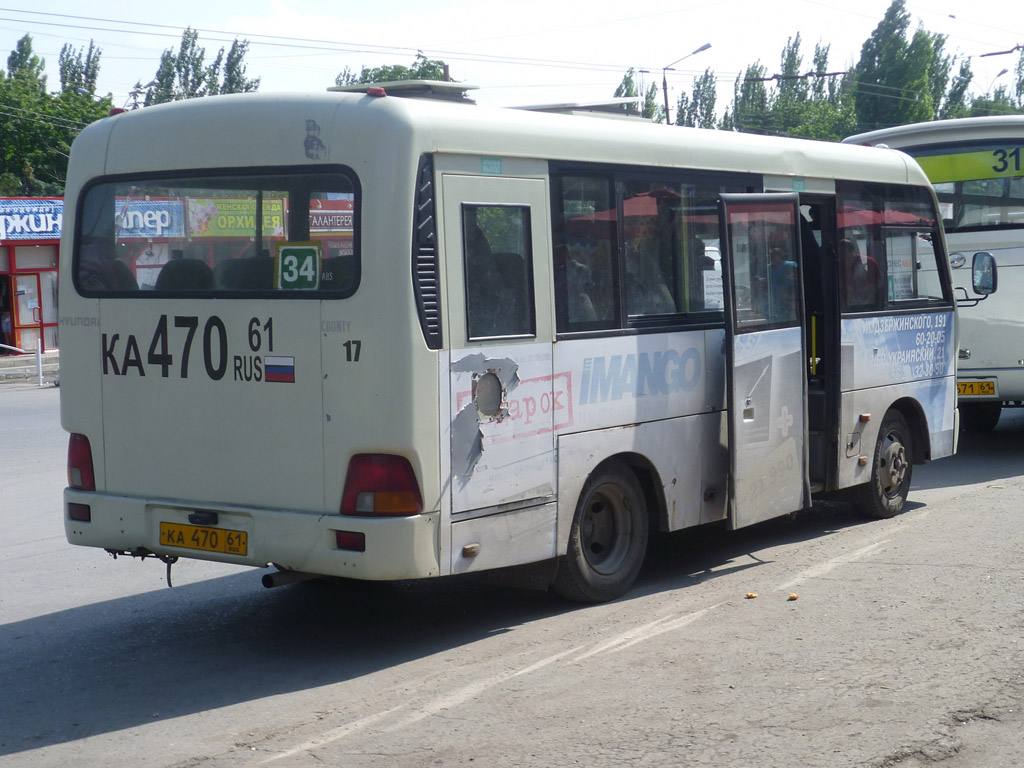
[74, 170, 358, 297]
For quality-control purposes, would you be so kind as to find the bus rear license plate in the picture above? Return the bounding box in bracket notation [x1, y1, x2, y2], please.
[159, 522, 248, 556]
[957, 381, 996, 397]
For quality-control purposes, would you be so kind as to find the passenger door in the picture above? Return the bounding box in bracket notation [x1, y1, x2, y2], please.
[719, 193, 810, 528]
[441, 174, 557, 514]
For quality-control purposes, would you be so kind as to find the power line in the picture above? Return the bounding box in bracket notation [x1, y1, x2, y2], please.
[0, 9, 660, 76]
[0, 102, 91, 131]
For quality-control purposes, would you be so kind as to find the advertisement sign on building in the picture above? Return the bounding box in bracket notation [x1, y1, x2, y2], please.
[0, 198, 63, 242]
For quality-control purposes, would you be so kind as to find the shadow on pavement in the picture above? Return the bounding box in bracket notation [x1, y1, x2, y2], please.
[914, 407, 1024, 491]
[0, 499, 869, 757]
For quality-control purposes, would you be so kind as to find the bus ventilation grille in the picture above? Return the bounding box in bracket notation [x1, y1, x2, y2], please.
[413, 155, 443, 349]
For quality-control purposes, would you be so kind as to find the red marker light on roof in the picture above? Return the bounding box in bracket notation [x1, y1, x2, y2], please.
[367, 86, 387, 97]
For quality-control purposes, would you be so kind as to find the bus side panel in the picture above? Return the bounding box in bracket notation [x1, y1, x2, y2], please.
[701, 328, 728, 525]
[837, 310, 957, 487]
[553, 329, 713, 436]
[57, 297, 104, 481]
[448, 341, 557, 514]
[552, 328, 720, 552]
[450, 502, 557, 574]
[837, 377, 955, 489]
[556, 417, 705, 553]
[59, 123, 111, 482]
[839, 311, 955, 392]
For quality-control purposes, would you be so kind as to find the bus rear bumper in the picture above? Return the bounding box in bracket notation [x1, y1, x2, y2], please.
[957, 369, 1024, 403]
[63, 489, 441, 581]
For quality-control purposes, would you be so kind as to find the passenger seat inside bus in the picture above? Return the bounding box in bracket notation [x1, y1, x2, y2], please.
[155, 258, 214, 291]
[215, 255, 274, 290]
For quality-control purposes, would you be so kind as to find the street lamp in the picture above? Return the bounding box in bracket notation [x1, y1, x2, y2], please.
[988, 68, 1009, 97]
[662, 43, 712, 125]
[125, 79, 159, 109]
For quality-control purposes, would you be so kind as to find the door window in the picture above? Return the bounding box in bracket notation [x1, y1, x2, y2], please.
[462, 204, 535, 339]
[723, 201, 801, 330]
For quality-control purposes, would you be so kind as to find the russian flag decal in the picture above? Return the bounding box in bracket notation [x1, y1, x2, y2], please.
[265, 356, 296, 383]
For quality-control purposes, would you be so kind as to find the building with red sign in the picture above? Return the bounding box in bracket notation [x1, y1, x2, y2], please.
[1, 198, 62, 355]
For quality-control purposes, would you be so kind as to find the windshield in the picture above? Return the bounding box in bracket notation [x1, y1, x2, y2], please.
[74, 169, 358, 297]
[906, 141, 1024, 233]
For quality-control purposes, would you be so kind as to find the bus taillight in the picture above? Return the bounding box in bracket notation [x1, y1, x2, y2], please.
[67, 434, 96, 491]
[340, 454, 423, 516]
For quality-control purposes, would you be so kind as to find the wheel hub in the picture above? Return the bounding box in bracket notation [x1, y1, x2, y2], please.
[878, 433, 907, 497]
[580, 485, 632, 574]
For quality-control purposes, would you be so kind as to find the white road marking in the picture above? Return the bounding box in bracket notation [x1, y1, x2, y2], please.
[775, 540, 890, 592]
[258, 706, 405, 764]
[571, 604, 723, 662]
[388, 646, 585, 729]
[259, 605, 724, 757]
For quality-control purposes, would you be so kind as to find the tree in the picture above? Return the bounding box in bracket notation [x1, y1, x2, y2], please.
[613, 68, 663, 121]
[58, 41, 101, 95]
[969, 85, 1016, 117]
[145, 28, 259, 104]
[938, 58, 972, 119]
[771, 35, 811, 136]
[336, 53, 450, 86]
[216, 39, 260, 94]
[1015, 49, 1024, 110]
[5, 34, 46, 94]
[852, 0, 936, 131]
[0, 34, 111, 195]
[675, 68, 717, 128]
[722, 63, 772, 133]
[641, 82, 661, 121]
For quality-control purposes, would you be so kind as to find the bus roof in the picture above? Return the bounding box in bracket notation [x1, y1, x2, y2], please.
[844, 115, 1024, 149]
[72, 90, 927, 189]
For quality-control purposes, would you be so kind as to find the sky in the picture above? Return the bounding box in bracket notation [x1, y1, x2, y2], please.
[1, 0, 1024, 119]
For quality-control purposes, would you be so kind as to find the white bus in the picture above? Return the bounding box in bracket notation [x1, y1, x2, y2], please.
[846, 117, 1014, 432]
[61, 86, 958, 602]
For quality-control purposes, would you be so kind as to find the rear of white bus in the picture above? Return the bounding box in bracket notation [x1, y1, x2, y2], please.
[60, 94, 444, 581]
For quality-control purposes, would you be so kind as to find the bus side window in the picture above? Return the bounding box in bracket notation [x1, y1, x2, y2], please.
[463, 205, 535, 339]
[838, 181, 948, 311]
[840, 236, 883, 310]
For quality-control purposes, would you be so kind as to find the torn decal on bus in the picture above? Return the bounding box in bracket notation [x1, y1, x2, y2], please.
[450, 352, 573, 481]
[451, 354, 519, 479]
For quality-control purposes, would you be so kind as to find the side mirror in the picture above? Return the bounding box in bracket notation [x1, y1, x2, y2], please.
[972, 252, 997, 295]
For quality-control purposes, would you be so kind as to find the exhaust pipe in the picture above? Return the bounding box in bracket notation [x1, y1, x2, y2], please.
[262, 569, 318, 588]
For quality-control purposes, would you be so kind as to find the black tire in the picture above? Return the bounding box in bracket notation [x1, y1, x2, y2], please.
[552, 460, 649, 603]
[855, 410, 913, 520]
[960, 402, 1001, 434]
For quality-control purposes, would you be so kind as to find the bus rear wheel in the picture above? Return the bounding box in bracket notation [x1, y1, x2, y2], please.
[960, 402, 1001, 434]
[553, 460, 649, 603]
[856, 411, 913, 520]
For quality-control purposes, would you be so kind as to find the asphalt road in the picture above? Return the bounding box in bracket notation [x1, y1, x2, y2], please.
[2, 385, 1022, 767]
